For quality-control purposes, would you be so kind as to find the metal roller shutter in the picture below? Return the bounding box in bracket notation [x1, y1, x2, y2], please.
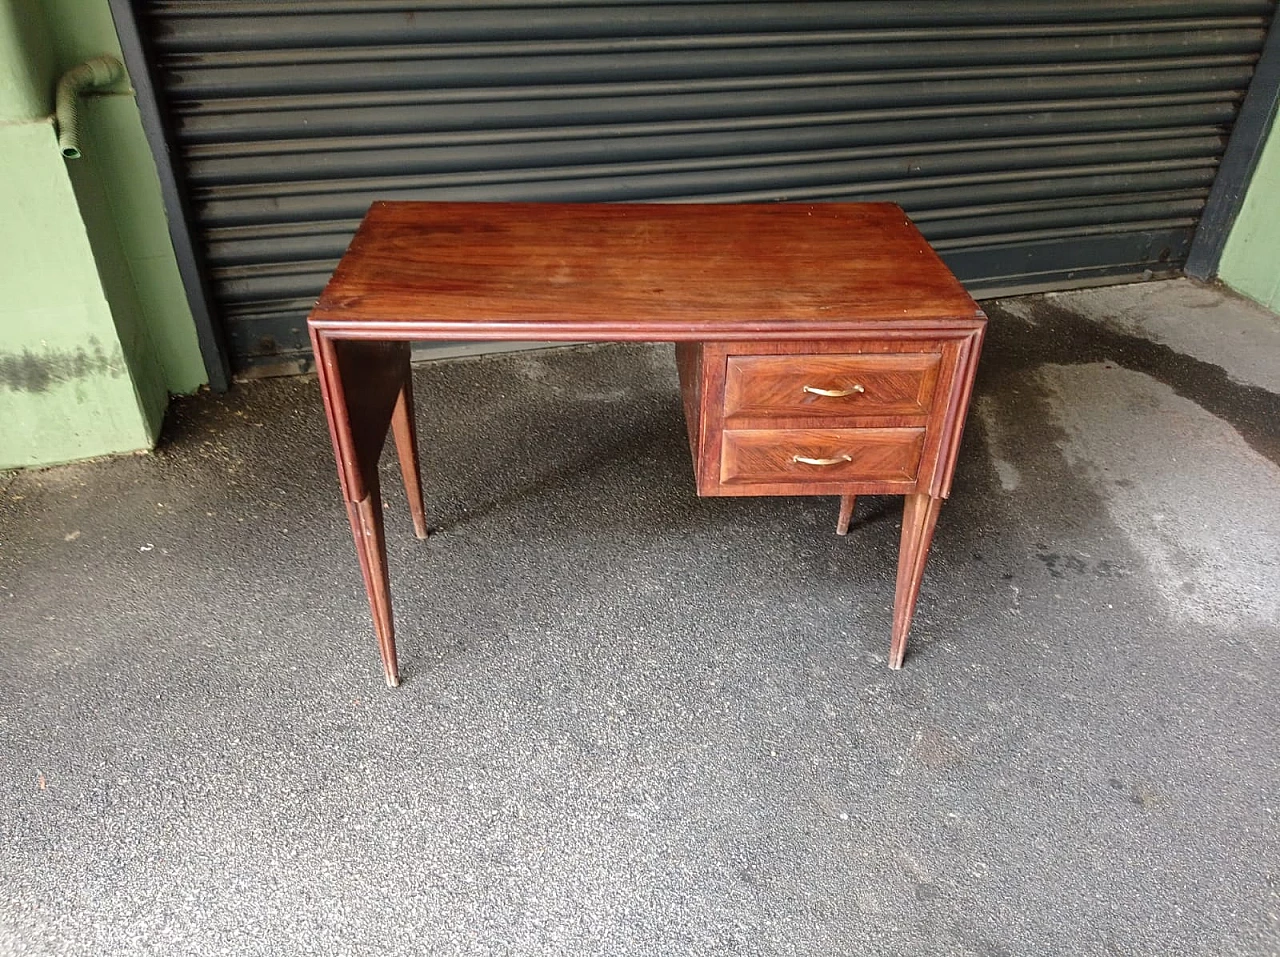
[143, 1, 1275, 375]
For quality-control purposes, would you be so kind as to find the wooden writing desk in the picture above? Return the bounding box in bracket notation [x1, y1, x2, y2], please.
[308, 202, 985, 687]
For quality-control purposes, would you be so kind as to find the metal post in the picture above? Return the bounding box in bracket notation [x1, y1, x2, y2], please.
[1185, 13, 1280, 280]
[105, 0, 231, 391]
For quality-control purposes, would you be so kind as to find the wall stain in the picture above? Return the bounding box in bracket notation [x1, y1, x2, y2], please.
[980, 298, 1280, 468]
[0, 340, 125, 393]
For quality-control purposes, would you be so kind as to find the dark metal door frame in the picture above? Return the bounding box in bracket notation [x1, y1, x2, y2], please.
[1187, 10, 1280, 279]
[107, 0, 231, 392]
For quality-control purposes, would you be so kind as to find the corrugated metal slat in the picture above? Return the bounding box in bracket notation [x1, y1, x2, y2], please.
[143, 0, 1275, 374]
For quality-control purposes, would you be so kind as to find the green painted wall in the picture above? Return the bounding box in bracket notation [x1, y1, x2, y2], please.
[0, 106, 159, 467]
[0, 0, 52, 121]
[0, 0, 205, 469]
[44, 0, 207, 395]
[1219, 115, 1280, 311]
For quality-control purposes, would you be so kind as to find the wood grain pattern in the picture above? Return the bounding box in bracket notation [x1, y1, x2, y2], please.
[890, 493, 944, 669]
[674, 342, 704, 465]
[686, 337, 965, 498]
[720, 428, 925, 487]
[391, 375, 428, 541]
[836, 495, 857, 536]
[932, 322, 987, 499]
[724, 352, 940, 420]
[311, 202, 980, 338]
[688, 341, 730, 494]
[310, 330, 410, 688]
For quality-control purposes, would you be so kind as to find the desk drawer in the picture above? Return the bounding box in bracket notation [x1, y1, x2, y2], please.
[720, 427, 925, 486]
[724, 352, 940, 421]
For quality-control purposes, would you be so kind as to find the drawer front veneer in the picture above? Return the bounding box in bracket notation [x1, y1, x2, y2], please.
[723, 352, 941, 421]
[720, 427, 925, 486]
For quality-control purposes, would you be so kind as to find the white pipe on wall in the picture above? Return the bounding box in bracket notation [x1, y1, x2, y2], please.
[55, 55, 126, 159]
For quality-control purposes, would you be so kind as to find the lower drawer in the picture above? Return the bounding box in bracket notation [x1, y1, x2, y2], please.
[720, 427, 925, 486]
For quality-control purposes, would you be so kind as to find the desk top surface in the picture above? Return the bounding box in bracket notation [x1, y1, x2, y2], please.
[310, 202, 981, 337]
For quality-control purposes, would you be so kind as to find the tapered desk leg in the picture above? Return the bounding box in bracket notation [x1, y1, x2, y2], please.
[392, 376, 429, 540]
[311, 331, 416, 687]
[346, 482, 398, 687]
[836, 494, 857, 536]
[889, 493, 943, 670]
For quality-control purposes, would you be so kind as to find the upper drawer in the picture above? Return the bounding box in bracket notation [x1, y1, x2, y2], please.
[723, 352, 941, 420]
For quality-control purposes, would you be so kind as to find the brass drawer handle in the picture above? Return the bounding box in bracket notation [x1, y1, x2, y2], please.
[792, 454, 852, 467]
[802, 384, 865, 397]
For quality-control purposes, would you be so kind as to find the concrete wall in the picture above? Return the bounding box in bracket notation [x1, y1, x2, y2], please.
[1219, 113, 1280, 312]
[0, 0, 205, 470]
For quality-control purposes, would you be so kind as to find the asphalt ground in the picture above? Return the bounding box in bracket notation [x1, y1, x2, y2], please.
[2, 279, 1278, 956]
